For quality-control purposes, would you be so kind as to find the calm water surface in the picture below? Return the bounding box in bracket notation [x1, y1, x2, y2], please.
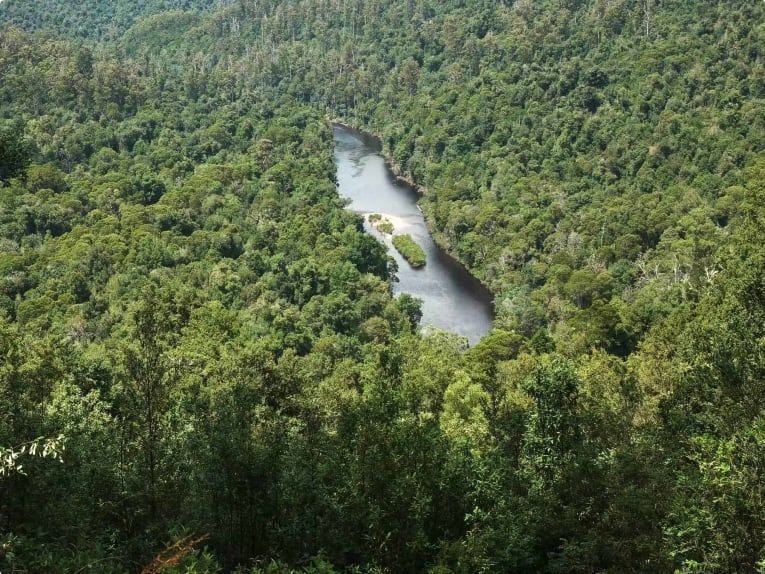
[334, 126, 494, 345]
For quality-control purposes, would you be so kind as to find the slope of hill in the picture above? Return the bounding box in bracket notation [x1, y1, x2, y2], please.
[112, 0, 765, 354]
[1, 1, 765, 573]
[0, 0, 221, 40]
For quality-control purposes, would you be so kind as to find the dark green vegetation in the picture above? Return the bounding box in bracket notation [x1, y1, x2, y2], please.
[0, 0, 220, 41]
[2, 0, 765, 572]
[392, 234, 426, 268]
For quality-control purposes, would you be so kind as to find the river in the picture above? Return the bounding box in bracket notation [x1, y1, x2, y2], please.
[333, 125, 494, 346]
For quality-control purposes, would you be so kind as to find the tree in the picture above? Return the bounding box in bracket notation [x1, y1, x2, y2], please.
[115, 284, 181, 522]
[0, 123, 30, 182]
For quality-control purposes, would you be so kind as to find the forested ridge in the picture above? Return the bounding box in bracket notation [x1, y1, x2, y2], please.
[1, 1, 765, 572]
[0, 0, 223, 41]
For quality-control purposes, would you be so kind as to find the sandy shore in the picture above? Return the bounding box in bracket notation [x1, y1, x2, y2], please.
[360, 212, 418, 234]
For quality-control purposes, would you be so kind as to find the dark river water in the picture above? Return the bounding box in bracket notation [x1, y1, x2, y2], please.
[334, 125, 494, 345]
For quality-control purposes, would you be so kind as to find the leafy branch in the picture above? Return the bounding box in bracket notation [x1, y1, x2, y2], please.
[0, 435, 65, 477]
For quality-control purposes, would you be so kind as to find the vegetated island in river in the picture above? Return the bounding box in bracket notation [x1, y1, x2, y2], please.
[392, 234, 426, 268]
[368, 213, 394, 234]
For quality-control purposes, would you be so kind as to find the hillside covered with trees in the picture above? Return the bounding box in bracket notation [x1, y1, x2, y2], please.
[1, 1, 765, 572]
[0, 0, 222, 41]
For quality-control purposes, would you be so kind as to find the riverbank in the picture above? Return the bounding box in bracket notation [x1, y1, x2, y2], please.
[333, 125, 494, 344]
[330, 118, 427, 193]
[330, 118, 493, 296]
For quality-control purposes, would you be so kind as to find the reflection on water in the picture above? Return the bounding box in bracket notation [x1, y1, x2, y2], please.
[334, 125, 494, 345]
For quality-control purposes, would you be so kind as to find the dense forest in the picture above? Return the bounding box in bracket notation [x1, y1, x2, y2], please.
[1, 0, 765, 572]
[0, 0, 222, 41]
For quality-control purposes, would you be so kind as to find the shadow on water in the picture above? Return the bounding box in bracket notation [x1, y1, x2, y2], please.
[334, 125, 494, 346]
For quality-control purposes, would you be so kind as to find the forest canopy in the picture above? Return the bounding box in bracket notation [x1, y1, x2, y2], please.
[1, 0, 765, 572]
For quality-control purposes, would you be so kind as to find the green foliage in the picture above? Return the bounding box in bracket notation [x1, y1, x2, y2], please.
[0, 435, 65, 476]
[0, 27, 422, 572]
[1, 2, 765, 573]
[440, 370, 489, 448]
[0, 122, 30, 182]
[391, 234, 426, 268]
[0, 0, 219, 40]
[366, 214, 394, 234]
